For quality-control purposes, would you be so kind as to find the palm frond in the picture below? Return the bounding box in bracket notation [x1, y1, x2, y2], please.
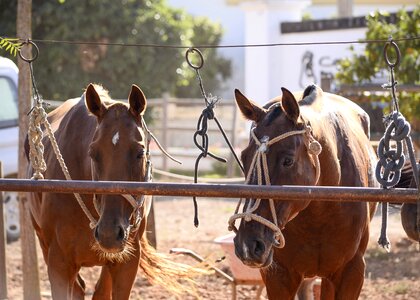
[0, 37, 23, 57]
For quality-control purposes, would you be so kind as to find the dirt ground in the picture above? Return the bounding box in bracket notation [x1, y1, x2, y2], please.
[5, 198, 420, 299]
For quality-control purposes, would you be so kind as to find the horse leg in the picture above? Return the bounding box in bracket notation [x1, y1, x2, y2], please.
[109, 250, 141, 299]
[47, 242, 83, 299]
[93, 266, 112, 300]
[329, 253, 366, 300]
[261, 264, 303, 300]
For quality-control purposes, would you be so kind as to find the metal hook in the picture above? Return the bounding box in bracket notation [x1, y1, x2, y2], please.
[185, 47, 204, 70]
[383, 40, 401, 69]
[18, 39, 39, 63]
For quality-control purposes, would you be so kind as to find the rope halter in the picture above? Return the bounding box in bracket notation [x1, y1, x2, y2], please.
[91, 159, 153, 232]
[228, 123, 322, 248]
[91, 118, 154, 231]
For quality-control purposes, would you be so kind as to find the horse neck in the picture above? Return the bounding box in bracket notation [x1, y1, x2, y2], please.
[301, 107, 342, 187]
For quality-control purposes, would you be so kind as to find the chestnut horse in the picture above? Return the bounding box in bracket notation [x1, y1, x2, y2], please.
[230, 85, 378, 299]
[396, 160, 419, 242]
[27, 84, 196, 299]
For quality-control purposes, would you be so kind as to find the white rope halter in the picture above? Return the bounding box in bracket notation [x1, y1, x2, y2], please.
[228, 124, 322, 248]
[91, 158, 153, 231]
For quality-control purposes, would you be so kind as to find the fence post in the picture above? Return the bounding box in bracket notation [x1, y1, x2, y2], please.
[227, 101, 239, 177]
[17, 0, 42, 299]
[146, 199, 157, 248]
[0, 162, 8, 300]
[161, 93, 169, 172]
[320, 72, 333, 92]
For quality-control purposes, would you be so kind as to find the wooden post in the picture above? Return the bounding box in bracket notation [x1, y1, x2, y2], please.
[17, 0, 42, 299]
[0, 162, 8, 300]
[227, 101, 239, 177]
[337, 0, 353, 18]
[146, 199, 157, 248]
[161, 93, 169, 172]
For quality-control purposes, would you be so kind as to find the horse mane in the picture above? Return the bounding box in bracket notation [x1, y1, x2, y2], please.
[263, 85, 322, 126]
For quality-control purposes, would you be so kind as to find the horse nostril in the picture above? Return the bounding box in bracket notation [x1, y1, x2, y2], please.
[252, 239, 266, 257]
[116, 226, 125, 242]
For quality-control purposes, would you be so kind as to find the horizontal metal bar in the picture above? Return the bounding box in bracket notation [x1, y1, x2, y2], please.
[0, 179, 417, 203]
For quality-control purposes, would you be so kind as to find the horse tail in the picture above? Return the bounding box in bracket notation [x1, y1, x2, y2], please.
[139, 235, 209, 297]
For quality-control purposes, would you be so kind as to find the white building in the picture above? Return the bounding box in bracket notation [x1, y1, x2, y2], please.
[168, 0, 417, 104]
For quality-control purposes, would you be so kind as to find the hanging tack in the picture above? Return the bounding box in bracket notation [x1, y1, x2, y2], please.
[185, 47, 244, 227]
[376, 38, 419, 251]
[185, 47, 204, 70]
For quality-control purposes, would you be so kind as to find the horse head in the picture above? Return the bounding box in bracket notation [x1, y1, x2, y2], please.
[231, 87, 322, 268]
[85, 84, 148, 256]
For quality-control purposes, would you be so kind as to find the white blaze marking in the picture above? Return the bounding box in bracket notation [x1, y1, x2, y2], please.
[112, 132, 120, 146]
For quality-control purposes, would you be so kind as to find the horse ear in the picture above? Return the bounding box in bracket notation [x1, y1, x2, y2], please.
[128, 84, 147, 119]
[85, 84, 105, 119]
[281, 87, 300, 123]
[234, 89, 265, 122]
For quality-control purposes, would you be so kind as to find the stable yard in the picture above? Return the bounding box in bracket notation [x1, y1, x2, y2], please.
[5, 197, 420, 299]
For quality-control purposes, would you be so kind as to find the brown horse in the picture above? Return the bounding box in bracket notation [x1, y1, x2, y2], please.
[396, 160, 419, 242]
[27, 84, 197, 299]
[230, 85, 378, 299]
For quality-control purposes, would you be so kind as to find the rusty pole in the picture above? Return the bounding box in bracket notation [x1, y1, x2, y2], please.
[0, 179, 417, 204]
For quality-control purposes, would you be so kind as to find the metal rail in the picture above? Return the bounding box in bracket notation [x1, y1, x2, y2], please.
[0, 179, 417, 203]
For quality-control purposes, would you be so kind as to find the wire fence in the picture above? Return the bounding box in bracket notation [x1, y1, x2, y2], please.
[6, 35, 420, 49]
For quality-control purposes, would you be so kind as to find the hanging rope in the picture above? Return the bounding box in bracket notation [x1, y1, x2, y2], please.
[375, 39, 419, 251]
[186, 48, 244, 227]
[19, 40, 45, 180]
[20, 40, 100, 228]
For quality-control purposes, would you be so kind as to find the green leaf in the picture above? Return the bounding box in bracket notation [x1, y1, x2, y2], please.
[0, 37, 22, 57]
[336, 4, 420, 129]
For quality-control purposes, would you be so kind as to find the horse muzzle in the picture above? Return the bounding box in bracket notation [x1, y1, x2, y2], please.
[233, 234, 274, 268]
[94, 222, 128, 253]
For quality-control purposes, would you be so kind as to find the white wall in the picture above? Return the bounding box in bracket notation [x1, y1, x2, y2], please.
[273, 28, 366, 95]
[167, 0, 416, 105]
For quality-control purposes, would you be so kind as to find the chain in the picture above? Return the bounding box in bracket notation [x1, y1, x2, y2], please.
[375, 39, 419, 251]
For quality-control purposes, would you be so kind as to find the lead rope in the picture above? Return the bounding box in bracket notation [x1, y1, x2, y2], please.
[186, 48, 244, 227]
[228, 124, 322, 247]
[19, 40, 99, 229]
[375, 39, 419, 251]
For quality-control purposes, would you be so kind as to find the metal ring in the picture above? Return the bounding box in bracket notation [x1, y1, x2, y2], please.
[383, 41, 400, 68]
[18, 40, 39, 63]
[185, 48, 204, 70]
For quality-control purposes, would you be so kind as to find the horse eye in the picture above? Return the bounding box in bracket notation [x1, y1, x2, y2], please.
[283, 157, 294, 167]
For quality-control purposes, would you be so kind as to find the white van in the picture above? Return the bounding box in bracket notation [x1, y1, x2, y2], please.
[0, 56, 20, 242]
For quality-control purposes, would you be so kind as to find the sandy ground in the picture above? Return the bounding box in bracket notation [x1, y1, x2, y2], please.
[4, 198, 420, 299]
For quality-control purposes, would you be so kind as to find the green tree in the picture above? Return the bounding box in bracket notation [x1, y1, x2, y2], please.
[0, 0, 231, 100]
[336, 5, 419, 129]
